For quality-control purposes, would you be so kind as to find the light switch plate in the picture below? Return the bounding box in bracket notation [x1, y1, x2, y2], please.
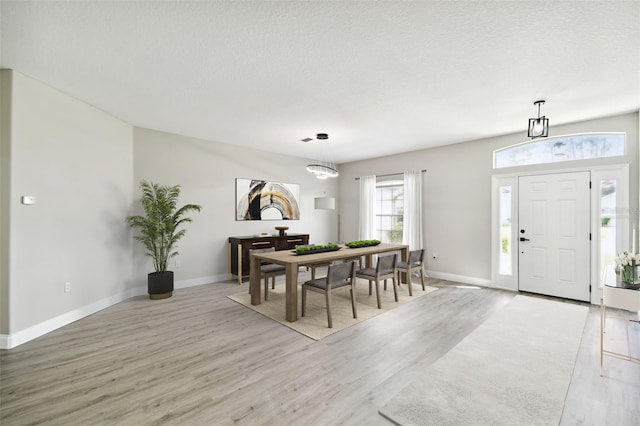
[21, 196, 36, 205]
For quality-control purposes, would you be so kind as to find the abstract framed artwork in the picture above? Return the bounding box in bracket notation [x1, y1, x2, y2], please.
[236, 178, 301, 221]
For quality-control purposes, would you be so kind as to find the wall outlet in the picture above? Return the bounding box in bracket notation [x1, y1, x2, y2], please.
[64, 282, 71, 293]
[432, 252, 438, 260]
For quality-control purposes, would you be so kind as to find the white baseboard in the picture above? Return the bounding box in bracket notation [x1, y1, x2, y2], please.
[426, 270, 494, 288]
[175, 274, 226, 289]
[0, 287, 142, 349]
[0, 274, 228, 350]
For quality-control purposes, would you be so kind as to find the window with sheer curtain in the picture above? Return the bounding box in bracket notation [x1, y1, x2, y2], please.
[375, 180, 404, 243]
[361, 172, 422, 248]
[358, 175, 377, 240]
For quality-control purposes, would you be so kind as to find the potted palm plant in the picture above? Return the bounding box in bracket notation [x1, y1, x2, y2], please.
[127, 180, 202, 299]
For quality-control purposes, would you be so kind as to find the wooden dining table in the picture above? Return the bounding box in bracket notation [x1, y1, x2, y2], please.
[250, 243, 409, 322]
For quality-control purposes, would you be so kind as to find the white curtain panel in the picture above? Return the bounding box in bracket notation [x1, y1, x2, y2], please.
[402, 170, 423, 250]
[359, 175, 377, 240]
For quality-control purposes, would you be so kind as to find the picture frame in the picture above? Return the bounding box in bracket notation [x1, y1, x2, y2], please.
[235, 178, 300, 221]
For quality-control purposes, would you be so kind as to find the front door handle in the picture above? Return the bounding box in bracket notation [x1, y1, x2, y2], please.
[519, 237, 530, 242]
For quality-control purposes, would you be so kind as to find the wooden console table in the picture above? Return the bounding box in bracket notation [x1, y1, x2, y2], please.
[228, 234, 309, 284]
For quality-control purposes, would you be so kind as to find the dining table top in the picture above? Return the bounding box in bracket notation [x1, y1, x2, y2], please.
[250, 242, 408, 266]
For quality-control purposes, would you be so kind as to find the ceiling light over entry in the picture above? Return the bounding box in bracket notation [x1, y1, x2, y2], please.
[528, 100, 549, 139]
[306, 133, 338, 179]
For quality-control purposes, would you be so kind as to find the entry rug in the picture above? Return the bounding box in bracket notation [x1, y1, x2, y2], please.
[228, 279, 438, 340]
[379, 295, 588, 426]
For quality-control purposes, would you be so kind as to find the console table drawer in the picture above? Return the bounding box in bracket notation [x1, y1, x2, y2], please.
[276, 237, 306, 250]
[228, 233, 309, 283]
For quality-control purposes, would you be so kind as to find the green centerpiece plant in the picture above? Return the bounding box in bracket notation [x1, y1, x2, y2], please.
[127, 180, 202, 299]
[345, 239, 381, 248]
[295, 243, 339, 255]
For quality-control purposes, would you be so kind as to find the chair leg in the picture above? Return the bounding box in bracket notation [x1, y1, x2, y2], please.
[420, 268, 426, 291]
[350, 288, 357, 318]
[264, 276, 269, 301]
[368, 281, 372, 295]
[392, 274, 399, 302]
[272, 275, 276, 289]
[407, 268, 413, 296]
[384, 279, 387, 290]
[326, 289, 333, 328]
[311, 266, 316, 280]
[301, 285, 307, 317]
[374, 279, 382, 309]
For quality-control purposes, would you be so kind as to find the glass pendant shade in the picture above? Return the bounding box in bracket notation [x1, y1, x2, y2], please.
[527, 100, 549, 139]
[528, 116, 549, 138]
[306, 134, 339, 178]
[306, 163, 339, 178]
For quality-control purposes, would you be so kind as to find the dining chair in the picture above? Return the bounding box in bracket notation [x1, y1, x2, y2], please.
[302, 261, 357, 328]
[356, 254, 398, 309]
[396, 249, 426, 296]
[309, 262, 332, 280]
[309, 256, 362, 280]
[249, 247, 286, 301]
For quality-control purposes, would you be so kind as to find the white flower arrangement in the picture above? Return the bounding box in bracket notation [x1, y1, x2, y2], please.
[615, 251, 638, 284]
[615, 251, 637, 266]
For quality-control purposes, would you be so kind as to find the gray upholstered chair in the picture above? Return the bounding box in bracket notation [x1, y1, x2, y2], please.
[249, 247, 286, 301]
[302, 261, 357, 328]
[309, 262, 331, 280]
[356, 254, 398, 309]
[308, 257, 362, 280]
[396, 249, 426, 296]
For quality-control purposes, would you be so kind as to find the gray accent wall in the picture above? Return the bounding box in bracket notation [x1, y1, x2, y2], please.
[338, 112, 639, 283]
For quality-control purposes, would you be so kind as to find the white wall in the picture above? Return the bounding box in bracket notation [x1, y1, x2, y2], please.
[1, 70, 134, 346]
[339, 112, 639, 284]
[131, 128, 338, 290]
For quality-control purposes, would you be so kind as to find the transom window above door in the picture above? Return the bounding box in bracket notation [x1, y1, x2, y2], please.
[493, 133, 626, 169]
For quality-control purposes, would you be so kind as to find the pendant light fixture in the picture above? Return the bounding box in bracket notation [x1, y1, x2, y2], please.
[306, 133, 339, 179]
[527, 100, 549, 139]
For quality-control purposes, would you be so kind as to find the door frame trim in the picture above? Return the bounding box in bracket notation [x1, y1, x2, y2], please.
[491, 164, 629, 304]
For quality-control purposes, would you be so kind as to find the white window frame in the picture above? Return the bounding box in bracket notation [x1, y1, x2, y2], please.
[375, 178, 404, 244]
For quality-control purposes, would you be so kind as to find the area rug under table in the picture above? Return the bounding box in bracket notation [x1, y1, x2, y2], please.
[228, 279, 438, 340]
[379, 295, 588, 426]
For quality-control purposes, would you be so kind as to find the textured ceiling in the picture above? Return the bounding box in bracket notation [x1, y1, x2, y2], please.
[1, 1, 639, 163]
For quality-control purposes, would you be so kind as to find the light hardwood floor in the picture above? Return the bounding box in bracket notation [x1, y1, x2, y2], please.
[1, 276, 638, 425]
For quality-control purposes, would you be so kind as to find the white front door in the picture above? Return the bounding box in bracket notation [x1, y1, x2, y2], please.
[518, 172, 591, 301]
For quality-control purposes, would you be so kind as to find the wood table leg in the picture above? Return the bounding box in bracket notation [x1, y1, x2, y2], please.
[285, 263, 299, 322]
[250, 255, 262, 305]
[400, 246, 409, 284]
[365, 254, 373, 268]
